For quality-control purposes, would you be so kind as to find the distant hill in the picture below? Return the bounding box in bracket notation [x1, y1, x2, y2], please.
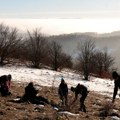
[47, 31, 120, 69]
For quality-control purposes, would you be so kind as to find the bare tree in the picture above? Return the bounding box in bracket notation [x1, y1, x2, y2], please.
[48, 41, 72, 71]
[92, 50, 104, 76]
[25, 29, 48, 68]
[61, 53, 73, 69]
[48, 41, 62, 71]
[92, 48, 114, 78]
[102, 47, 115, 72]
[0, 23, 22, 65]
[77, 40, 96, 80]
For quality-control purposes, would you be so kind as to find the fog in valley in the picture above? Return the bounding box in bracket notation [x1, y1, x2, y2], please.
[48, 31, 120, 70]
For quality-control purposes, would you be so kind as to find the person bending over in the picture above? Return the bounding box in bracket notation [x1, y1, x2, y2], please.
[71, 83, 88, 112]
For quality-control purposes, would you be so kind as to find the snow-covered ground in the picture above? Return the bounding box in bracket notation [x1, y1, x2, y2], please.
[0, 66, 115, 98]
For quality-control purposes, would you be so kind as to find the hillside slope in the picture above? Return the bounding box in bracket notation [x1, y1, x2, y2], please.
[0, 82, 120, 120]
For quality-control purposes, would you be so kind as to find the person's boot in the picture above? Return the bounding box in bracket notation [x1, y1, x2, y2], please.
[79, 103, 83, 111]
[82, 104, 86, 113]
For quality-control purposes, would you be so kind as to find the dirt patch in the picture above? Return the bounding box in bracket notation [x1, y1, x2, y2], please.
[0, 82, 120, 120]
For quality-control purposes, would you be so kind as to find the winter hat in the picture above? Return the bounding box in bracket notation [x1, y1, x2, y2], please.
[112, 71, 119, 79]
[71, 87, 76, 92]
[61, 76, 64, 81]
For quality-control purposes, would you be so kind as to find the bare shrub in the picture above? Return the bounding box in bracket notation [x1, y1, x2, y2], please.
[48, 41, 72, 71]
[99, 101, 115, 118]
[0, 23, 22, 65]
[25, 29, 48, 68]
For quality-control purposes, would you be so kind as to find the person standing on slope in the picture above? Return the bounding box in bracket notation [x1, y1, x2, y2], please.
[112, 71, 120, 103]
[58, 77, 68, 106]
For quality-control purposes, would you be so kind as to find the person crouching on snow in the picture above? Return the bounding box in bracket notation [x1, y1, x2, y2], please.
[21, 82, 49, 105]
[58, 78, 68, 106]
[71, 83, 88, 112]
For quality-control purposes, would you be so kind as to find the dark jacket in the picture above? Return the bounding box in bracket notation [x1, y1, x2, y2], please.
[0, 75, 9, 89]
[74, 84, 88, 99]
[0, 75, 8, 84]
[22, 83, 38, 102]
[0, 75, 11, 87]
[58, 81, 68, 97]
[0, 75, 11, 96]
[113, 77, 120, 100]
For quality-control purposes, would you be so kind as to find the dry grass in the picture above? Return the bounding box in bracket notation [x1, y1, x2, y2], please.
[0, 82, 120, 120]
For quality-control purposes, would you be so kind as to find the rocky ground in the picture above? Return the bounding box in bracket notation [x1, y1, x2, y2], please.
[0, 82, 120, 120]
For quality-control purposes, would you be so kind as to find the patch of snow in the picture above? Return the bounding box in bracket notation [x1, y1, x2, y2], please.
[0, 66, 117, 98]
[112, 116, 120, 120]
[113, 109, 119, 113]
[13, 98, 21, 101]
[38, 105, 44, 108]
[59, 111, 79, 116]
[53, 107, 59, 111]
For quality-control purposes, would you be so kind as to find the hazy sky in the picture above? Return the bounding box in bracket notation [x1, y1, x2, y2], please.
[0, 0, 120, 18]
[0, 0, 120, 34]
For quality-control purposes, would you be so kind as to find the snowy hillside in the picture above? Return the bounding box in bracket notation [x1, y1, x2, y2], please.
[0, 65, 120, 120]
[0, 66, 115, 98]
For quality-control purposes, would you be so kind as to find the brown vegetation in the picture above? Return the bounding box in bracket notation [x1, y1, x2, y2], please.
[0, 82, 120, 120]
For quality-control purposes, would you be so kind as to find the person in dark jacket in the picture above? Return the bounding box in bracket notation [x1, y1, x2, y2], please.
[71, 83, 88, 112]
[21, 82, 49, 105]
[21, 82, 38, 102]
[58, 78, 68, 106]
[0, 74, 12, 96]
[112, 71, 120, 103]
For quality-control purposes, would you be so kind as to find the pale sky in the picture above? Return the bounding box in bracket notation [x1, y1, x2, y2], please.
[0, 0, 120, 34]
[0, 0, 120, 18]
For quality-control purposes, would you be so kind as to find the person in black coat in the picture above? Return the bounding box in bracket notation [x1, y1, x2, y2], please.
[71, 83, 88, 112]
[112, 71, 120, 103]
[0, 74, 12, 96]
[58, 78, 68, 106]
[22, 82, 38, 102]
[21, 82, 49, 105]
